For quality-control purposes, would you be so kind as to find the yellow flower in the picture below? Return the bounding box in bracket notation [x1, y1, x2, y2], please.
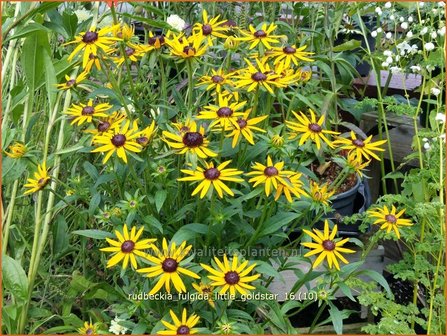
[114, 43, 151, 67]
[137, 238, 200, 294]
[266, 45, 314, 68]
[200, 254, 260, 296]
[333, 131, 387, 161]
[166, 32, 208, 59]
[367, 205, 413, 239]
[346, 151, 370, 177]
[274, 173, 308, 203]
[100, 224, 156, 269]
[162, 121, 217, 159]
[178, 160, 244, 198]
[192, 282, 215, 308]
[23, 162, 50, 195]
[237, 23, 283, 49]
[4, 142, 26, 158]
[66, 24, 120, 69]
[234, 58, 283, 95]
[225, 111, 267, 148]
[148, 31, 166, 50]
[271, 134, 284, 147]
[296, 68, 312, 82]
[91, 120, 143, 164]
[112, 23, 135, 41]
[197, 94, 246, 129]
[246, 155, 295, 197]
[56, 71, 88, 90]
[172, 118, 195, 135]
[286, 109, 339, 149]
[66, 99, 111, 126]
[78, 321, 98, 335]
[197, 69, 234, 93]
[301, 220, 355, 270]
[85, 112, 127, 139]
[223, 36, 239, 50]
[193, 10, 228, 46]
[135, 120, 157, 147]
[309, 181, 334, 206]
[158, 309, 200, 335]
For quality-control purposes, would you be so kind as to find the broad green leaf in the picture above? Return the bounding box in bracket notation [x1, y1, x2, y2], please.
[42, 46, 57, 108]
[332, 39, 362, 52]
[2, 254, 29, 302]
[88, 193, 101, 215]
[260, 212, 300, 236]
[21, 30, 46, 91]
[3, 22, 50, 43]
[53, 215, 69, 256]
[356, 269, 392, 296]
[155, 189, 167, 213]
[328, 302, 343, 334]
[72, 229, 114, 240]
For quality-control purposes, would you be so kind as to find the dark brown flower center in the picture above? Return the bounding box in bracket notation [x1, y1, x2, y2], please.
[254, 30, 267, 38]
[37, 178, 47, 187]
[121, 240, 135, 253]
[111, 134, 126, 147]
[224, 271, 240, 285]
[251, 72, 267, 82]
[322, 239, 335, 251]
[148, 35, 165, 45]
[352, 139, 365, 147]
[137, 136, 148, 145]
[211, 75, 224, 83]
[264, 166, 278, 176]
[177, 326, 190, 335]
[162, 257, 178, 272]
[183, 46, 196, 55]
[89, 53, 96, 60]
[182, 132, 204, 147]
[98, 121, 111, 132]
[82, 106, 95, 115]
[66, 79, 76, 87]
[82, 31, 98, 44]
[85, 328, 94, 335]
[204, 167, 220, 180]
[125, 47, 135, 56]
[180, 126, 190, 133]
[283, 46, 296, 54]
[217, 107, 233, 117]
[308, 123, 322, 133]
[237, 118, 248, 128]
[223, 20, 237, 27]
[385, 214, 397, 224]
[202, 24, 213, 35]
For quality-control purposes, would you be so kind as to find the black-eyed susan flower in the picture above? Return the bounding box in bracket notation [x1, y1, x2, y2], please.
[274, 173, 308, 203]
[114, 43, 151, 67]
[166, 32, 208, 59]
[4, 142, 26, 158]
[367, 205, 413, 239]
[56, 71, 88, 91]
[237, 23, 283, 50]
[197, 94, 246, 129]
[201, 254, 260, 296]
[148, 31, 166, 50]
[159, 309, 200, 335]
[301, 220, 355, 270]
[78, 321, 98, 335]
[296, 68, 313, 82]
[84, 52, 105, 73]
[178, 160, 244, 198]
[333, 131, 387, 161]
[266, 45, 314, 68]
[246, 156, 295, 196]
[91, 120, 143, 164]
[346, 151, 370, 177]
[225, 111, 268, 148]
[100, 224, 156, 269]
[66, 25, 120, 69]
[137, 238, 200, 294]
[85, 112, 127, 139]
[135, 120, 156, 147]
[234, 58, 282, 94]
[66, 100, 112, 126]
[23, 162, 50, 195]
[172, 118, 195, 135]
[112, 23, 135, 41]
[193, 10, 228, 46]
[162, 121, 217, 159]
[197, 69, 234, 93]
[309, 181, 334, 206]
[192, 282, 215, 308]
[286, 109, 339, 149]
[270, 134, 285, 148]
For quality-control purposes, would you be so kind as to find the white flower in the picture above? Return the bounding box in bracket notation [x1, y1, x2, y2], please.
[390, 15, 395, 21]
[439, 1, 445, 8]
[424, 142, 431, 150]
[422, 137, 429, 142]
[383, 50, 393, 57]
[409, 44, 419, 54]
[431, 88, 441, 97]
[435, 113, 446, 123]
[166, 14, 186, 31]
[371, 30, 378, 38]
[410, 65, 421, 73]
[395, 55, 400, 61]
[438, 26, 446, 36]
[399, 17, 405, 22]
[381, 62, 390, 68]
[424, 42, 435, 51]
[426, 65, 436, 72]
[74, 9, 90, 23]
[421, 27, 429, 35]
[401, 22, 409, 30]
[109, 317, 128, 335]
[419, 2, 425, 7]
[385, 2, 392, 8]
[390, 66, 401, 74]
[377, 27, 383, 33]
[386, 56, 393, 64]
[386, 32, 393, 39]
[406, 31, 413, 38]
[408, 16, 414, 23]
[375, 7, 383, 15]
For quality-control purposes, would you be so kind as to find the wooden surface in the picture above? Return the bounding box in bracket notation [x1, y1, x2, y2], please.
[353, 70, 422, 91]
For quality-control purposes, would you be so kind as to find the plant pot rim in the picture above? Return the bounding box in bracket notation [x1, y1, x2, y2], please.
[333, 175, 361, 199]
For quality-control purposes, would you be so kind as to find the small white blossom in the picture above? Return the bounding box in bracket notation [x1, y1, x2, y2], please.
[406, 31, 413, 38]
[371, 30, 378, 37]
[386, 56, 393, 64]
[410, 65, 421, 73]
[109, 317, 128, 335]
[424, 142, 431, 150]
[422, 137, 429, 142]
[375, 7, 383, 15]
[431, 88, 441, 97]
[421, 27, 429, 35]
[401, 22, 409, 30]
[377, 27, 383, 33]
[426, 65, 436, 72]
[390, 15, 395, 21]
[419, 2, 425, 7]
[395, 55, 400, 61]
[438, 26, 446, 36]
[408, 16, 414, 23]
[431, 31, 438, 39]
[382, 61, 390, 68]
[166, 14, 186, 31]
[390, 66, 401, 74]
[386, 32, 393, 39]
[384, 50, 393, 57]
[424, 42, 435, 51]
[439, 1, 445, 8]
[399, 16, 405, 22]
[385, 2, 392, 8]
[435, 113, 446, 123]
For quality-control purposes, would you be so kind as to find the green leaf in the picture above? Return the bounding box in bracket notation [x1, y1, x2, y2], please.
[328, 302, 343, 334]
[53, 215, 69, 256]
[2, 255, 29, 302]
[155, 189, 167, 213]
[338, 282, 356, 301]
[88, 193, 101, 215]
[62, 11, 78, 39]
[21, 30, 46, 91]
[3, 22, 50, 43]
[72, 229, 114, 240]
[332, 39, 362, 52]
[356, 269, 392, 296]
[83, 161, 99, 180]
[143, 215, 163, 234]
[260, 212, 300, 237]
[172, 223, 208, 243]
[53, 144, 85, 156]
[42, 46, 57, 108]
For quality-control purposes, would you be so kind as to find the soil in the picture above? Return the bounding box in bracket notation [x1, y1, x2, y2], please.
[310, 159, 357, 195]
